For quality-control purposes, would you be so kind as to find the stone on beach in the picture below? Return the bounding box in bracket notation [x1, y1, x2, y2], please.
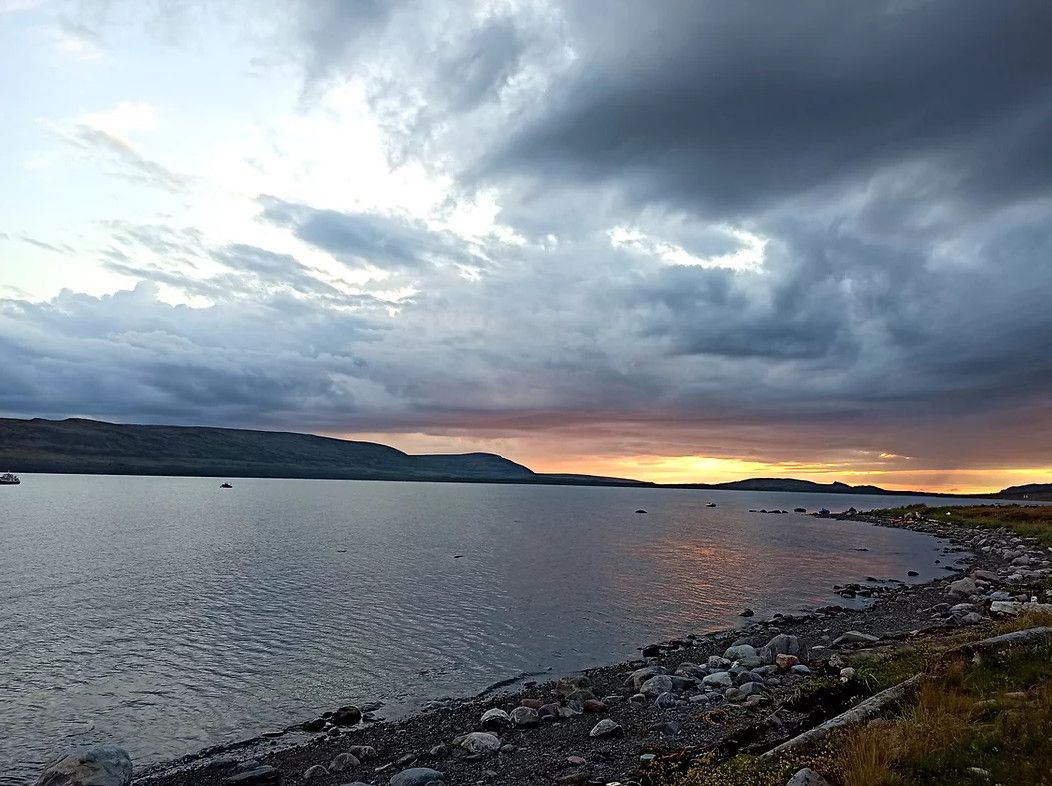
[761, 634, 806, 664]
[457, 732, 501, 756]
[640, 675, 675, 696]
[832, 630, 880, 646]
[302, 765, 328, 780]
[34, 745, 132, 786]
[703, 671, 733, 688]
[786, 768, 831, 786]
[588, 719, 623, 738]
[345, 746, 376, 762]
[510, 706, 540, 727]
[328, 753, 361, 772]
[225, 766, 280, 786]
[948, 577, 978, 597]
[723, 644, 758, 662]
[389, 768, 445, 786]
[480, 708, 511, 729]
[331, 706, 362, 726]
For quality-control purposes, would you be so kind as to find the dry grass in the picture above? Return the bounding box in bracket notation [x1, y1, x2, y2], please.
[871, 503, 1052, 545]
[663, 623, 1052, 786]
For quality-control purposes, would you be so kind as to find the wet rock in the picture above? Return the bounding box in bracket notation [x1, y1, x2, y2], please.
[581, 699, 606, 713]
[389, 768, 445, 786]
[589, 719, 623, 738]
[428, 745, 449, 758]
[480, 708, 511, 729]
[740, 608, 754, 617]
[302, 765, 328, 780]
[510, 706, 540, 727]
[707, 655, 732, 670]
[641, 644, 662, 658]
[329, 753, 360, 772]
[907, 570, 919, 577]
[332, 705, 362, 726]
[302, 718, 326, 733]
[791, 664, 812, 675]
[786, 768, 831, 786]
[34, 745, 133, 786]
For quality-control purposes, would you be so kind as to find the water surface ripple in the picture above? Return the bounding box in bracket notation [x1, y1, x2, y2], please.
[0, 476, 990, 783]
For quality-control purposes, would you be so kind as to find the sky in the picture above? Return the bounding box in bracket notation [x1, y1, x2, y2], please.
[1, 0, 1051, 493]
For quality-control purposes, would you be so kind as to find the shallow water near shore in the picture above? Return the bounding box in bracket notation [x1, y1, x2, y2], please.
[0, 476, 998, 783]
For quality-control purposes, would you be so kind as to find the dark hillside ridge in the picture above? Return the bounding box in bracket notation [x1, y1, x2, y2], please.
[999, 483, 1052, 500]
[1, 418, 1037, 495]
[0, 417, 541, 482]
[667, 477, 983, 498]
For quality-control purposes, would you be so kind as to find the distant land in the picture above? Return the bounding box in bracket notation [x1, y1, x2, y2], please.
[0, 417, 1045, 498]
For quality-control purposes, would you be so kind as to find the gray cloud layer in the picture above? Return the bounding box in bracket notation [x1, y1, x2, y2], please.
[3, 0, 1052, 476]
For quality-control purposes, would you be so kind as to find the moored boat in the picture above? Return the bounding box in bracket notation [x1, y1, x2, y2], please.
[0, 472, 21, 485]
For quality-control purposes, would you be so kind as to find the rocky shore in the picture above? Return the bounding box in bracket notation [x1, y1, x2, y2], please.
[38, 510, 1052, 786]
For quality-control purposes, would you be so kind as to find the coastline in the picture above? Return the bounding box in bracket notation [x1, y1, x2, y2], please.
[130, 510, 1051, 786]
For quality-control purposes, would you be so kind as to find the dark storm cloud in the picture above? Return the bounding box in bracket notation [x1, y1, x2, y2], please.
[480, 0, 1052, 218]
[4, 0, 1052, 479]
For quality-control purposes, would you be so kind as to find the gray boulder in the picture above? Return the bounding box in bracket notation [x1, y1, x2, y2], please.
[35, 745, 132, 786]
[302, 766, 328, 780]
[389, 768, 445, 786]
[625, 666, 666, 690]
[479, 708, 511, 729]
[760, 634, 806, 664]
[702, 671, 733, 688]
[948, 577, 978, 597]
[723, 644, 758, 662]
[458, 732, 500, 756]
[786, 768, 831, 786]
[640, 675, 675, 697]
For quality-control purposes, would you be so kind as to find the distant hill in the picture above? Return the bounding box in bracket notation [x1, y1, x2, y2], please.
[2, 417, 1039, 496]
[999, 483, 1052, 500]
[0, 417, 545, 483]
[667, 477, 965, 497]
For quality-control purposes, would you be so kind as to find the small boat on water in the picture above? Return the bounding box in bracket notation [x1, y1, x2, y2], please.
[705, 502, 716, 507]
[0, 472, 21, 485]
[220, 482, 233, 488]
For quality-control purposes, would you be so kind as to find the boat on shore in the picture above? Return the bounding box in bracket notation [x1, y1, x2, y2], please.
[1, 472, 21, 485]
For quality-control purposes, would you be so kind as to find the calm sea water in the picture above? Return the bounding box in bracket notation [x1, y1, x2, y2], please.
[0, 475, 997, 783]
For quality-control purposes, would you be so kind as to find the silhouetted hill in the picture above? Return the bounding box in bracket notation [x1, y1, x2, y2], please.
[0, 417, 541, 482]
[999, 483, 1052, 500]
[668, 477, 965, 496]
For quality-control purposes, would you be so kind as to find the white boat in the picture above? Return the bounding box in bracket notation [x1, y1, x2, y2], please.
[0, 472, 21, 485]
